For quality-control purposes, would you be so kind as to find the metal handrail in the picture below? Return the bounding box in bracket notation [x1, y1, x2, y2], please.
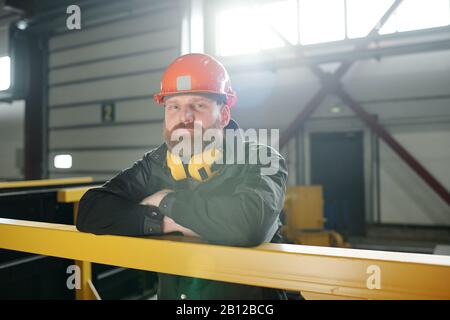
[1, 218, 450, 300]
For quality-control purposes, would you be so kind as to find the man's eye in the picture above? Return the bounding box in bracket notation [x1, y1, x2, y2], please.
[195, 104, 205, 110]
[168, 105, 179, 110]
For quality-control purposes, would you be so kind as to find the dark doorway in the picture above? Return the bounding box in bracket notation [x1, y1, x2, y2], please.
[310, 131, 366, 237]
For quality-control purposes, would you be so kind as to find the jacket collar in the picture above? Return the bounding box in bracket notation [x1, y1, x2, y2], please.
[148, 143, 168, 166]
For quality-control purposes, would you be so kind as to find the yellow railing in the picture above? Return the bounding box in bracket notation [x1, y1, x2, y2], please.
[56, 185, 101, 299]
[0, 180, 100, 299]
[1, 217, 450, 300]
[0, 177, 94, 189]
[57, 185, 101, 222]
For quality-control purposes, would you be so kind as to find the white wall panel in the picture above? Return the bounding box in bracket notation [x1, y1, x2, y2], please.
[343, 50, 450, 101]
[49, 149, 151, 172]
[229, 66, 320, 130]
[49, 123, 164, 149]
[49, 28, 179, 68]
[0, 101, 24, 179]
[49, 72, 162, 106]
[49, 4, 177, 51]
[49, 47, 178, 85]
[49, 99, 164, 128]
[49, 104, 100, 127]
[286, 137, 296, 186]
[47, 2, 180, 180]
[379, 123, 450, 226]
[0, 26, 8, 57]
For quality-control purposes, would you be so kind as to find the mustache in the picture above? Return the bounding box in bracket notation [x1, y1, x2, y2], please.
[171, 122, 196, 131]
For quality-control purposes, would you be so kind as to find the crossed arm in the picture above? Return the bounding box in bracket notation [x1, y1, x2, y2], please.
[76, 149, 287, 246]
[140, 189, 199, 237]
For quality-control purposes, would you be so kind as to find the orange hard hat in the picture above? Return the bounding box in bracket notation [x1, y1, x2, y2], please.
[154, 53, 237, 107]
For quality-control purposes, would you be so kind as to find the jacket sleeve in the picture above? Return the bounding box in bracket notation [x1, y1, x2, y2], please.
[158, 147, 288, 247]
[76, 152, 164, 236]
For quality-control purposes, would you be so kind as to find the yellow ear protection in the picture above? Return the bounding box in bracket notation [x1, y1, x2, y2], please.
[166, 148, 222, 182]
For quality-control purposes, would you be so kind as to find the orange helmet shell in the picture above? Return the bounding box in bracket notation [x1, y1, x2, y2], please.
[154, 53, 237, 107]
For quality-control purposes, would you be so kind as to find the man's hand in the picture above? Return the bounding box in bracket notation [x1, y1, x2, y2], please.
[163, 216, 200, 237]
[141, 189, 200, 238]
[140, 189, 173, 207]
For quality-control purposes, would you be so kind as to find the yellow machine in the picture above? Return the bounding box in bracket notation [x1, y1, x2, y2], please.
[283, 186, 349, 248]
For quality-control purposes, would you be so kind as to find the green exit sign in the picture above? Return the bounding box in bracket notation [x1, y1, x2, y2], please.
[101, 102, 115, 123]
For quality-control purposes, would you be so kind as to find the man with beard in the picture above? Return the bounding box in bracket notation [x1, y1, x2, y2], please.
[76, 53, 290, 300]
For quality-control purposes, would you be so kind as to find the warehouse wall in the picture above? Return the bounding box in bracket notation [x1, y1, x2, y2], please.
[379, 122, 450, 225]
[224, 47, 450, 226]
[0, 2, 16, 57]
[0, 17, 9, 57]
[3, 0, 449, 227]
[47, 1, 181, 181]
[347, 50, 450, 226]
[0, 5, 22, 181]
[0, 100, 24, 180]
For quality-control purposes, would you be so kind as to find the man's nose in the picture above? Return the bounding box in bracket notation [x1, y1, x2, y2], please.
[180, 108, 194, 123]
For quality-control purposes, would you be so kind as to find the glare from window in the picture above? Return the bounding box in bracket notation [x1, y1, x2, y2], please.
[347, 0, 395, 38]
[260, 0, 298, 49]
[215, 0, 450, 56]
[380, 0, 450, 34]
[54, 154, 73, 169]
[216, 0, 298, 56]
[0, 56, 11, 91]
[190, 0, 204, 53]
[217, 6, 260, 56]
[299, 0, 345, 45]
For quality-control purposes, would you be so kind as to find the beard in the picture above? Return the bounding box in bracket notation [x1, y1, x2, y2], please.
[164, 120, 223, 159]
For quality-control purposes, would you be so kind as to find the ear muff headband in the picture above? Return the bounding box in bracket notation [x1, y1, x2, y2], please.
[166, 149, 222, 182]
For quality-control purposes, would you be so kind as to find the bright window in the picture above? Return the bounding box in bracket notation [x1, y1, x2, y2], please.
[216, 0, 298, 56]
[214, 0, 450, 56]
[216, 6, 260, 56]
[260, 0, 299, 49]
[0, 56, 11, 91]
[347, 0, 395, 38]
[380, 0, 450, 34]
[299, 0, 345, 45]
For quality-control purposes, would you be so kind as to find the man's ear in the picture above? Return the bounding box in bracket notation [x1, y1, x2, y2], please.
[219, 104, 231, 128]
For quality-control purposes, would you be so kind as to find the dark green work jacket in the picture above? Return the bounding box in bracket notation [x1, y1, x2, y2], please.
[77, 128, 289, 300]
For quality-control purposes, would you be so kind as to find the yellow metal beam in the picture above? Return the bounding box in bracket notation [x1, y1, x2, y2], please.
[0, 177, 93, 189]
[1, 218, 450, 299]
[75, 260, 99, 300]
[0, 182, 98, 299]
[57, 185, 100, 203]
[56, 186, 101, 300]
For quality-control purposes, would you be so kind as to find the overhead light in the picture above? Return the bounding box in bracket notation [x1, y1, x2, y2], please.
[54, 154, 72, 169]
[330, 106, 342, 113]
[0, 56, 11, 91]
[16, 20, 28, 30]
